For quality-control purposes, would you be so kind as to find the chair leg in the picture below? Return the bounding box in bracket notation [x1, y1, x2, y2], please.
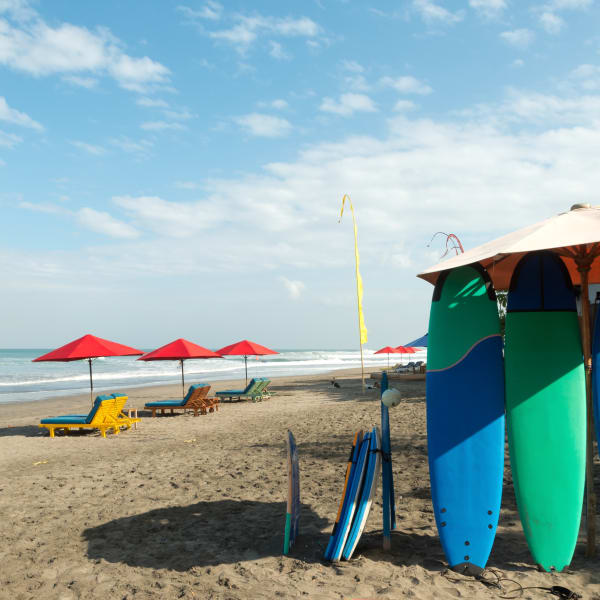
[49, 427, 55, 438]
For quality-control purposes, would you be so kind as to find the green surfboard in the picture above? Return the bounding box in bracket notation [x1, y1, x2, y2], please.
[505, 251, 585, 572]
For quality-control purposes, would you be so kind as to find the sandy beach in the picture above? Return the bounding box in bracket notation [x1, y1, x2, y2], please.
[1, 368, 599, 600]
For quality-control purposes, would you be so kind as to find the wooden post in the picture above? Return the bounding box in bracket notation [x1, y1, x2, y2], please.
[576, 252, 596, 557]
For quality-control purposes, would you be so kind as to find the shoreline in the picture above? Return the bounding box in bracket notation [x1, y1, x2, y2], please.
[0, 365, 384, 420]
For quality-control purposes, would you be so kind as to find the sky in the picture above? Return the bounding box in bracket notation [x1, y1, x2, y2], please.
[2, 0, 600, 349]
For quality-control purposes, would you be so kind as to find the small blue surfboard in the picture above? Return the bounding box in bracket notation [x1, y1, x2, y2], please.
[343, 427, 381, 560]
[324, 430, 362, 560]
[283, 430, 300, 555]
[328, 432, 371, 561]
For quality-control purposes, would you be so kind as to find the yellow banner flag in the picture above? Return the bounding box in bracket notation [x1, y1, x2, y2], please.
[339, 194, 368, 345]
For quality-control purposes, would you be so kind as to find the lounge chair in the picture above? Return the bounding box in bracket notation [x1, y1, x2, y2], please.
[39, 395, 136, 438]
[216, 377, 268, 402]
[258, 378, 273, 399]
[144, 384, 218, 417]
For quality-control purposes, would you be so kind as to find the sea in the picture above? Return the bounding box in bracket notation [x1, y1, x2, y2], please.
[0, 348, 427, 404]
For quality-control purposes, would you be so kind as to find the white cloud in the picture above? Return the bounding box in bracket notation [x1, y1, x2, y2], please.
[380, 75, 432, 95]
[412, 0, 464, 24]
[570, 64, 600, 91]
[320, 93, 377, 116]
[469, 0, 507, 18]
[512, 58, 525, 68]
[77, 207, 140, 239]
[70, 140, 106, 155]
[208, 14, 320, 53]
[0, 96, 42, 129]
[136, 97, 169, 108]
[62, 74, 98, 88]
[140, 120, 185, 131]
[341, 59, 364, 73]
[234, 113, 292, 137]
[269, 40, 290, 60]
[174, 181, 200, 190]
[547, 0, 591, 8]
[280, 276, 305, 299]
[271, 99, 288, 110]
[0, 6, 170, 92]
[500, 29, 535, 48]
[539, 11, 564, 33]
[19, 201, 68, 214]
[394, 100, 417, 112]
[177, 2, 223, 21]
[113, 195, 227, 237]
[109, 136, 153, 157]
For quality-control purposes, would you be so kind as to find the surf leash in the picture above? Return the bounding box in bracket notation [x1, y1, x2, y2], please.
[441, 567, 581, 599]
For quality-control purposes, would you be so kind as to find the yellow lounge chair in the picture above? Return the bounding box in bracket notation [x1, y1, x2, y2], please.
[39, 395, 121, 438]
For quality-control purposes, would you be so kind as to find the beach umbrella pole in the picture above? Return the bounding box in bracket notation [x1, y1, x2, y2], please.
[88, 358, 94, 405]
[180, 359, 185, 400]
[244, 355, 248, 386]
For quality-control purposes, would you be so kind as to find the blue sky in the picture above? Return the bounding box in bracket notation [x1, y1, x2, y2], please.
[2, 0, 600, 348]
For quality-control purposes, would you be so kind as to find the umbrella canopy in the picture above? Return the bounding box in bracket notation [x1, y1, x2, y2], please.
[33, 334, 144, 404]
[417, 203, 600, 556]
[405, 333, 428, 348]
[419, 205, 600, 289]
[216, 339, 278, 385]
[394, 345, 417, 367]
[374, 346, 401, 368]
[138, 338, 221, 399]
[33, 334, 143, 362]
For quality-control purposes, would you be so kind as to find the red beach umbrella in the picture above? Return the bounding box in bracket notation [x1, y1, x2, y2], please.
[216, 339, 278, 386]
[395, 345, 417, 365]
[138, 338, 221, 399]
[374, 346, 401, 368]
[33, 334, 144, 404]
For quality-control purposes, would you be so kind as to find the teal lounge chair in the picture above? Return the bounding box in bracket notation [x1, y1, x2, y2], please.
[216, 378, 266, 402]
[144, 384, 217, 417]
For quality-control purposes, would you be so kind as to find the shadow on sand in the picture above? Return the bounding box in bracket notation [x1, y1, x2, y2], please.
[83, 499, 330, 570]
[0, 424, 47, 438]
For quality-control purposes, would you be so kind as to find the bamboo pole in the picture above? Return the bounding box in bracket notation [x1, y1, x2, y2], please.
[575, 249, 596, 557]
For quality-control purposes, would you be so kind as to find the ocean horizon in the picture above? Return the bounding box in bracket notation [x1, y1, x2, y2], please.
[0, 347, 427, 404]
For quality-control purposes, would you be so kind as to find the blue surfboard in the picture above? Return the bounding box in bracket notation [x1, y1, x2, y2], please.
[328, 432, 371, 561]
[324, 430, 362, 560]
[343, 427, 381, 560]
[427, 265, 505, 575]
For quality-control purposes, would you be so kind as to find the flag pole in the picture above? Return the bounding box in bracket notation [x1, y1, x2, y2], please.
[339, 194, 367, 392]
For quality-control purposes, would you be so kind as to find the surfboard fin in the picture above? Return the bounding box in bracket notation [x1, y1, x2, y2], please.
[450, 562, 484, 577]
